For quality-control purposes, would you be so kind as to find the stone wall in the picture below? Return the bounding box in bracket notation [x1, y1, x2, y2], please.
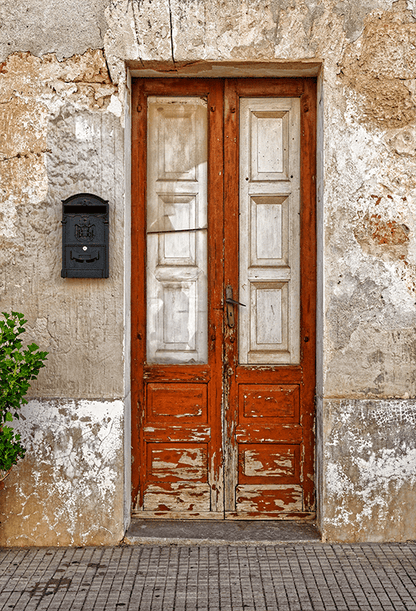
[1, 0, 416, 543]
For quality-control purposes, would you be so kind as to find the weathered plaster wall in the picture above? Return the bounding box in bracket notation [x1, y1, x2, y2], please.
[0, 50, 125, 398]
[319, 1, 416, 539]
[0, 43, 128, 544]
[0, 400, 124, 546]
[325, 2, 416, 400]
[2, 0, 416, 543]
[104, 0, 416, 541]
[323, 400, 416, 542]
[0, 0, 109, 62]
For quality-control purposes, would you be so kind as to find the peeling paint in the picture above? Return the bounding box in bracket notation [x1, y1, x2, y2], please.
[0, 399, 124, 547]
[340, 1, 416, 128]
[0, 48, 126, 398]
[323, 399, 416, 542]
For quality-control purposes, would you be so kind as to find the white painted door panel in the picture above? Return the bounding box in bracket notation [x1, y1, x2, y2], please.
[239, 98, 300, 365]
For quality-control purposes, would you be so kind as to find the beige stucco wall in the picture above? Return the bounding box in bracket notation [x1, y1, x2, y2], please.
[1, 0, 416, 543]
[0, 46, 128, 545]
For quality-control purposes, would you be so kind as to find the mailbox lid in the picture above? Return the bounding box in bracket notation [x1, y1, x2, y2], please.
[62, 246, 109, 278]
[62, 193, 109, 217]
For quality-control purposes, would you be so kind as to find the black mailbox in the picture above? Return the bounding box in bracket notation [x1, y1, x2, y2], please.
[61, 193, 109, 278]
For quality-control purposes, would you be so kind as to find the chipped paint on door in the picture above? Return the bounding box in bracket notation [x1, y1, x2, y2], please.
[131, 78, 316, 520]
[223, 79, 316, 520]
[132, 79, 224, 519]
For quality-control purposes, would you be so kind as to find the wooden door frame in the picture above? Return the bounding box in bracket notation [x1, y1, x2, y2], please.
[131, 77, 317, 517]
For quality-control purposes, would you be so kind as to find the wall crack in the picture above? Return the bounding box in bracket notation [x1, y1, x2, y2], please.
[0, 150, 51, 163]
[167, 0, 176, 67]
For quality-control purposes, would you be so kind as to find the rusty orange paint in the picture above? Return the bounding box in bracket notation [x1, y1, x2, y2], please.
[238, 444, 299, 482]
[131, 78, 317, 519]
[131, 79, 224, 517]
[223, 79, 316, 517]
[369, 215, 410, 246]
[239, 385, 300, 422]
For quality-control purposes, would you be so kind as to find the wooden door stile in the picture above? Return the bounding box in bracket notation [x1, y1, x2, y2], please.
[223, 80, 240, 514]
[298, 78, 317, 511]
[131, 80, 147, 509]
[206, 80, 225, 514]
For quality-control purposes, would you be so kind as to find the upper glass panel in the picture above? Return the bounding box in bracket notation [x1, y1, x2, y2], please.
[146, 97, 208, 364]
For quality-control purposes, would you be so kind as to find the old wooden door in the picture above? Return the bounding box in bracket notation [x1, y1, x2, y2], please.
[131, 78, 316, 520]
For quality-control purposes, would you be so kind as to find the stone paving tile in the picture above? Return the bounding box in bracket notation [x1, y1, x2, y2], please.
[0, 543, 415, 610]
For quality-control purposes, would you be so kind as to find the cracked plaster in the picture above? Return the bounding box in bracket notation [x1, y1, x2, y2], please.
[1, 0, 416, 543]
[0, 400, 124, 547]
[323, 399, 416, 542]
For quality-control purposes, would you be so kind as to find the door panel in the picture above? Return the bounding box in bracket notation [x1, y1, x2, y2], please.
[223, 79, 316, 519]
[131, 77, 316, 520]
[132, 79, 224, 518]
[239, 98, 300, 365]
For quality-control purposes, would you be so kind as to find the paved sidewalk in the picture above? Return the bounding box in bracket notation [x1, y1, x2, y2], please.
[1, 543, 416, 610]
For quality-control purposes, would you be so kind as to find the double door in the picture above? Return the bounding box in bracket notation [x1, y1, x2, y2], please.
[131, 78, 316, 519]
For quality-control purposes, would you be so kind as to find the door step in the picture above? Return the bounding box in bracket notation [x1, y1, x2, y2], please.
[124, 519, 321, 546]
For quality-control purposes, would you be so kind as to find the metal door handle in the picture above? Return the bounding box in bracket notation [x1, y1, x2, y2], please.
[225, 297, 246, 307]
[226, 286, 245, 328]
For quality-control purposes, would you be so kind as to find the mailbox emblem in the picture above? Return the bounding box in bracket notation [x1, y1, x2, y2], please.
[75, 221, 95, 241]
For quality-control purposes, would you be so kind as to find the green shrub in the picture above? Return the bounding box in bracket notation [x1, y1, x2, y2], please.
[0, 312, 48, 472]
[0, 426, 25, 472]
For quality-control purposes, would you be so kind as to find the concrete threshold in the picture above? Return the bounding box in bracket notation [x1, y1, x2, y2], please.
[124, 518, 321, 546]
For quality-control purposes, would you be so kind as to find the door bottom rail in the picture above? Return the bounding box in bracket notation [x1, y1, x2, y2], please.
[131, 511, 316, 521]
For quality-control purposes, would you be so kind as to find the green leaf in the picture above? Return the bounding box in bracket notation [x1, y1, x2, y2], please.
[0, 311, 48, 465]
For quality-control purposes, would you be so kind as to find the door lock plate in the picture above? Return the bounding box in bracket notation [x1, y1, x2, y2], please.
[225, 285, 245, 328]
[226, 286, 235, 328]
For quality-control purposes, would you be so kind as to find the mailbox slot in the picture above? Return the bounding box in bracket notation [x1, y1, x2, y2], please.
[64, 204, 107, 214]
[61, 193, 109, 278]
